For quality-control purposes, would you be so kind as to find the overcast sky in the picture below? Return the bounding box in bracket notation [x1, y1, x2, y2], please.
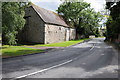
[31, 0, 106, 12]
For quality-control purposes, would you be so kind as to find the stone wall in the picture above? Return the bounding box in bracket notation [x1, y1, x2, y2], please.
[20, 6, 75, 44]
[21, 6, 45, 44]
[45, 24, 75, 44]
[69, 28, 76, 40]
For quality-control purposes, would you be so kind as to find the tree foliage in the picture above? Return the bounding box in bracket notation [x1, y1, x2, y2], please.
[79, 8, 103, 37]
[106, 15, 120, 41]
[105, 1, 120, 41]
[57, 1, 103, 38]
[2, 2, 29, 45]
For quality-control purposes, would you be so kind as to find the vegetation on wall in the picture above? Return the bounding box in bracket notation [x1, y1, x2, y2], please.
[57, 0, 103, 39]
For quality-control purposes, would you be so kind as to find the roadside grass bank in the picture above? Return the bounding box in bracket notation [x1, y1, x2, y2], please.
[1, 38, 89, 58]
[97, 36, 105, 38]
[1, 45, 43, 58]
[35, 38, 89, 47]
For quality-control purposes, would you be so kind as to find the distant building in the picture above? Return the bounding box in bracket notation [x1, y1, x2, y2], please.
[20, 4, 75, 44]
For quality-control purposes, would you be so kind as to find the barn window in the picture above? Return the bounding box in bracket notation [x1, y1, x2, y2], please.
[48, 31, 50, 33]
[59, 27, 61, 30]
[24, 16, 31, 26]
[24, 16, 31, 19]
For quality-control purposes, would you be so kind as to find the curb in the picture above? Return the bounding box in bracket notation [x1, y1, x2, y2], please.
[2, 39, 91, 59]
[67, 39, 92, 47]
[2, 48, 56, 60]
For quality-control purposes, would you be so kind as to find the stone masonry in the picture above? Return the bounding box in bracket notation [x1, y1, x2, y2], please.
[20, 3, 76, 44]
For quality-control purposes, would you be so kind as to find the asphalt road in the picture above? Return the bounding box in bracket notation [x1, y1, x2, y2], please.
[2, 38, 119, 79]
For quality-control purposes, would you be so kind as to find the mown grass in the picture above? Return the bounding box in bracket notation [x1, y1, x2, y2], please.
[1, 45, 43, 57]
[35, 38, 89, 47]
[97, 36, 105, 38]
[1, 38, 89, 57]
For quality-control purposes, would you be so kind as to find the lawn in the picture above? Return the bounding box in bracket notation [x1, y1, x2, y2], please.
[1, 38, 89, 58]
[35, 38, 89, 47]
[1, 45, 43, 58]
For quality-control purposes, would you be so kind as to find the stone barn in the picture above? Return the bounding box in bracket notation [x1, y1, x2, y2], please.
[20, 4, 76, 44]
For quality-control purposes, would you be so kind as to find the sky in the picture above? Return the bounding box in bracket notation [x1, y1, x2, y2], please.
[31, 0, 106, 12]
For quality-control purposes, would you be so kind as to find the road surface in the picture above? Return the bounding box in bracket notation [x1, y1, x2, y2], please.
[2, 38, 119, 79]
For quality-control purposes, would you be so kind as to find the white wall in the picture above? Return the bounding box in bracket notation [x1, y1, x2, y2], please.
[45, 24, 75, 44]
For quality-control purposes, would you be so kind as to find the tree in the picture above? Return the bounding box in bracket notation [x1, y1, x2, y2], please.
[105, 1, 120, 41]
[57, 1, 103, 39]
[79, 8, 103, 37]
[2, 2, 30, 45]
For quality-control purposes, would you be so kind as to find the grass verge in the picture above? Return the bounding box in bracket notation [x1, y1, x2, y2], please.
[1, 45, 43, 58]
[1, 38, 89, 58]
[35, 38, 89, 47]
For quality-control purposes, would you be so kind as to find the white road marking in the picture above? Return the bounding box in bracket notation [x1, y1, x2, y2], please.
[89, 42, 96, 51]
[62, 50, 66, 51]
[98, 72, 103, 74]
[90, 46, 94, 51]
[12, 41, 96, 79]
[101, 54, 105, 56]
[82, 63, 86, 65]
[14, 60, 73, 79]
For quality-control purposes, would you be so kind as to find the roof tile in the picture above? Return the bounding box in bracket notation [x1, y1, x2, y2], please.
[31, 4, 69, 27]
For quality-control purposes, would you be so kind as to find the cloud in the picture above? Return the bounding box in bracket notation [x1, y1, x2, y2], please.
[32, 0, 62, 12]
[30, 0, 62, 2]
[33, 1, 62, 12]
[84, 0, 106, 11]
[32, 0, 106, 12]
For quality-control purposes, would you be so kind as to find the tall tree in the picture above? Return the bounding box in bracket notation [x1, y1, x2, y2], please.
[105, 1, 120, 41]
[57, 1, 103, 39]
[79, 8, 103, 37]
[2, 2, 29, 45]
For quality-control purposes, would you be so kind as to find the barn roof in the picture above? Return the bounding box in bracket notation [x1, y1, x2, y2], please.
[30, 4, 69, 27]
